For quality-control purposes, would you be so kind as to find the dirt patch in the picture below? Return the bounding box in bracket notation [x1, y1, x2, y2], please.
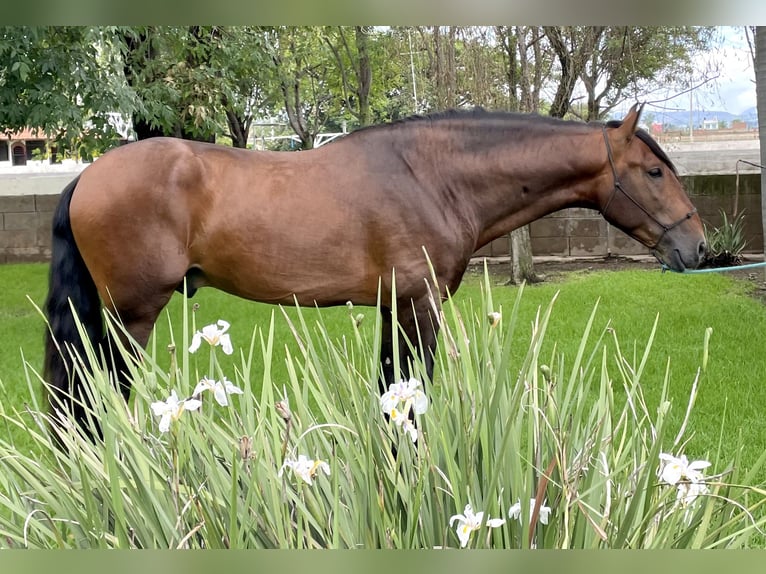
[469, 254, 661, 283]
[467, 254, 766, 303]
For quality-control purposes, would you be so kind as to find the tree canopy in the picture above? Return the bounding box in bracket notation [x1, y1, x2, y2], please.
[0, 26, 716, 155]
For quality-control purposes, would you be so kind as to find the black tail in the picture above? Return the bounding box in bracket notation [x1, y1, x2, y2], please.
[43, 175, 103, 430]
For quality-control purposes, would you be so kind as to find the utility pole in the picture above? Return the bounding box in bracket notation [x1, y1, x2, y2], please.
[689, 84, 694, 142]
[408, 29, 419, 113]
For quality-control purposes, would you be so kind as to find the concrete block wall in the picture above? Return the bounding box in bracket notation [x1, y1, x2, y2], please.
[477, 173, 763, 259]
[527, 208, 657, 257]
[0, 194, 59, 263]
[0, 172, 763, 264]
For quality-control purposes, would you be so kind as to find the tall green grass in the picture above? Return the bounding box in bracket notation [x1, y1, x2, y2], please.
[2, 262, 766, 471]
[0, 265, 764, 548]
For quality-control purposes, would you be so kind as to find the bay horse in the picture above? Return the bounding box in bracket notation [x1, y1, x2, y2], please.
[43, 104, 705, 432]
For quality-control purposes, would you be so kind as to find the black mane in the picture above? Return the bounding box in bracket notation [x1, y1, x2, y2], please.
[605, 119, 677, 175]
[344, 108, 678, 175]
[341, 108, 593, 151]
[350, 107, 580, 135]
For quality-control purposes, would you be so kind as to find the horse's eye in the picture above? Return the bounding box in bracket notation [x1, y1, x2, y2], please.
[648, 167, 662, 178]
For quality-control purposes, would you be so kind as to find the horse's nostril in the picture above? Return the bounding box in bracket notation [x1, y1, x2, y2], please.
[698, 241, 707, 259]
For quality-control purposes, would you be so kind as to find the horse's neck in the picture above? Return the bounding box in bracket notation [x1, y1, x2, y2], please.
[428, 127, 606, 248]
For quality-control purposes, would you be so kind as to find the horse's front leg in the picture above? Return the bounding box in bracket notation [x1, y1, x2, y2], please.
[379, 306, 396, 395]
[398, 297, 440, 385]
[378, 298, 440, 392]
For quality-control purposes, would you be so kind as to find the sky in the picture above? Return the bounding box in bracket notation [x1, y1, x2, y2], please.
[660, 26, 756, 116]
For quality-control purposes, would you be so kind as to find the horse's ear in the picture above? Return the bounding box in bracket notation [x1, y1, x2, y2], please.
[610, 103, 644, 151]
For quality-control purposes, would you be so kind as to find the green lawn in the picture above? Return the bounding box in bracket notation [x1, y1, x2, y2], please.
[2, 261, 766, 474]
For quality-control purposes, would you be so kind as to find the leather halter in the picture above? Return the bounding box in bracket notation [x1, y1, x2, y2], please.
[601, 126, 697, 250]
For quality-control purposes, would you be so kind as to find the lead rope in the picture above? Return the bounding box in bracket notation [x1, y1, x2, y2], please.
[662, 260, 766, 274]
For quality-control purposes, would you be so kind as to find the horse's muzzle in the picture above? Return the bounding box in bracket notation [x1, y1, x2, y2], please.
[657, 239, 706, 272]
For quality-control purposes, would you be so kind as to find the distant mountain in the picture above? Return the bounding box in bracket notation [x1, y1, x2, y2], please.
[609, 107, 758, 129]
[629, 108, 758, 129]
[739, 106, 758, 125]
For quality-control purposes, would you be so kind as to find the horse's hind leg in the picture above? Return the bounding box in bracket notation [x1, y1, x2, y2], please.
[99, 287, 177, 401]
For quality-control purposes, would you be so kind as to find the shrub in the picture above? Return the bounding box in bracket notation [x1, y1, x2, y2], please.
[703, 210, 748, 268]
[0, 271, 764, 548]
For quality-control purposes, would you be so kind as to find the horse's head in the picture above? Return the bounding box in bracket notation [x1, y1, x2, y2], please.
[599, 104, 705, 272]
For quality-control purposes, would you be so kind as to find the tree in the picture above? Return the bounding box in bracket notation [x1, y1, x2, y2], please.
[497, 26, 552, 284]
[0, 27, 132, 155]
[543, 26, 606, 118]
[324, 27, 374, 127]
[455, 27, 508, 109]
[426, 26, 458, 109]
[119, 26, 274, 148]
[756, 27, 766, 277]
[496, 26, 520, 111]
[578, 27, 714, 121]
[264, 27, 334, 149]
[116, 26, 225, 143]
[214, 27, 271, 148]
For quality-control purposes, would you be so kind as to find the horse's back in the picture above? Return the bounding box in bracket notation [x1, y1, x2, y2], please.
[67, 138, 445, 308]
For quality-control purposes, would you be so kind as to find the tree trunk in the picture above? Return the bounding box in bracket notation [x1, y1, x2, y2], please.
[544, 26, 578, 118]
[505, 26, 542, 285]
[496, 27, 519, 110]
[354, 26, 372, 126]
[325, 27, 373, 127]
[225, 107, 249, 148]
[543, 26, 605, 118]
[756, 27, 766, 279]
[509, 225, 540, 285]
[516, 27, 532, 111]
[431, 26, 457, 109]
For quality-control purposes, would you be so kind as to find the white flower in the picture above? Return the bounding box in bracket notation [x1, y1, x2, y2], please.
[659, 453, 711, 508]
[449, 504, 505, 548]
[189, 320, 233, 354]
[509, 498, 552, 525]
[150, 390, 202, 433]
[192, 376, 244, 407]
[401, 419, 418, 443]
[278, 454, 331, 485]
[380, 378, 428, 443]
[659, 453, 711, 485]
[487, 311, 501, 327]
[380, 377, 428, 416]
[387, 405, 412, 439]
[676, 480, 709, 507]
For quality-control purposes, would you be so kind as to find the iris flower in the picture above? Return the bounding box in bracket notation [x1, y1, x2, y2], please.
[279, 454, 331, 485]
[659, 453, 711, 485]
[189, 320, 234, 355]
[192, 376, 244, 407]
[380, 378, 428, 417]
[449, 504, 505, 548]
[150, 390, 202, 433]
[380, 377, 428, 442]
[509, 498, 552, 525]
[659, 452, 711, 507]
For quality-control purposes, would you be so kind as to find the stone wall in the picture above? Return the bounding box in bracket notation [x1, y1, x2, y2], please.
[1, 172, 763, 264]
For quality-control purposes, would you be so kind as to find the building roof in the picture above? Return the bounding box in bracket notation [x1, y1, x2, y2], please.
[0, 128, 46, 141]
